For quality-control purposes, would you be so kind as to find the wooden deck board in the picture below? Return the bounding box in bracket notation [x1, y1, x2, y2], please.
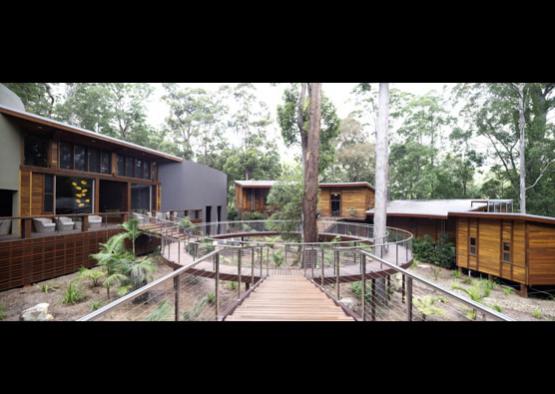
[225, 275, 354, 321]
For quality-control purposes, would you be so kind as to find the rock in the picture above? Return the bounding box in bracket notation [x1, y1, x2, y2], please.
[20, 303, 54, 321]
[339, 297, 356, 308]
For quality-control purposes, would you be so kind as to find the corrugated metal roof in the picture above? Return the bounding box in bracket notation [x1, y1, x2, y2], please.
[235, 180, 374, 189]
[235, 180, 277, 187]
[367, 199, 488, 219]
[0, 104, 183, 162]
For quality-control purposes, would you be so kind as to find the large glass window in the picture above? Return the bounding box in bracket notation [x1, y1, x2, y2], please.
[74, 145, 86, 171]
[43, 175, 54, 213]
[55, 176, 93, 214]
[502, 241, 511, 263]
[125, 157, 134, 177]
[469, 237, 477, 256]
[88, 148, 100, 173]
[100, 151, 111, 174]
[60, 142, 73, 169]
[117, 155, 125, 176]
[135, 159, 143, 178]
[143, 161, 150, 179]
[131, 184, 151, 211]
[24, 136, 49, 167]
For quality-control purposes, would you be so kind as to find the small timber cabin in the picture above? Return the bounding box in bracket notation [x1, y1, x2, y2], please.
[234, 180, 374, 221]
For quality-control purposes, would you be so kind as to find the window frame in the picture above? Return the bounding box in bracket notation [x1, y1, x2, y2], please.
[59, 141, 74, 170]
[23, 135, 49, 167]
[502, 241, 511, 264]
[469, 236, 477, 256]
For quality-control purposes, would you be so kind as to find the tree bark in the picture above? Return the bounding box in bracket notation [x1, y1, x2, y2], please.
[517, 83, 526, 214]
[374, 83, 390, 256]
[302, 83, 321, 267]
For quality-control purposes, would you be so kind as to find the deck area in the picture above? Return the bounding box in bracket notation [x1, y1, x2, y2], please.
[225, 273, 354, 321]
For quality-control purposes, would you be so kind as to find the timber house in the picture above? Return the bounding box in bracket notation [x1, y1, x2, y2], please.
[0, 85, 227, 291]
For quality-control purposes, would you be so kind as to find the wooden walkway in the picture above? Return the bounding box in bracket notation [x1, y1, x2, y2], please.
[225, 274, 354, 321]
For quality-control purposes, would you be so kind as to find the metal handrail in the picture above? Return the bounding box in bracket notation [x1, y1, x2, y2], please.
[78, 249, 221, 321]
[357, 249, 514, 321]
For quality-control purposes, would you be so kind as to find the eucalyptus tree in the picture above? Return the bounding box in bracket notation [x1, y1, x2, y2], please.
[374, 83, 390, 256]
[1, 82, 62, 116]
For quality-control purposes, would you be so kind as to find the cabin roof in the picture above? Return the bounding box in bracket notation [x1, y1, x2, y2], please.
[0, 104, 183, 163]
[367, 199, 488, 219]
[447, 211, 555, 225]
[235, 180, 374, 189]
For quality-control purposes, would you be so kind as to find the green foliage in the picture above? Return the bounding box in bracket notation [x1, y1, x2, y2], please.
[452, 270, 462, 279]
[241, 211, 268, 220]
[430, 266, 441, 281]
[414, 295, 446, 320]
[350, 281, 372, 304]
[413, 235, 456, 269]
[78, 268, 105, 288]
[266, 165, 303, 235]
[2, 83, 63, 116]
[272, 250, 284, 268]
[90, 300, 104, 312]
[491, 303, 503, 313]
[227, 281, 238, 291]
[146, 300, 173, 321]
[532, 307, 542, 319]
[452, 280, 493, 303]
[462, 276, 473, 285]
[502, 286, 515, 296]
[0, 304, 5, 320]
[465, 309, 477, 320]
[182, 297, 209, 321]
[62, 281, 85, 305]
[179, 216, 194, 231]
[206, 292, 216, 305]
[37, 282, 58, 294]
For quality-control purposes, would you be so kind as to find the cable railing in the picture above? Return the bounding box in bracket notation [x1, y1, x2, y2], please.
[307, 248, 514, 322]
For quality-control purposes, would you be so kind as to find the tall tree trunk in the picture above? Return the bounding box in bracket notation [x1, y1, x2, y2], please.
[517, 83, 526, 214]
[302, 83, 321, 267]
[374, 83, 389, 255]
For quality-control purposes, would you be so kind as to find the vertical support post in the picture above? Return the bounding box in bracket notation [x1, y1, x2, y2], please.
[396, 242, 399, 266]
[251, 247, 255, 285]
[311, 248, 314, 279]
[335, 249, 340, 299]
[259, 247, 263, 278]
[266, 247, 269, 276]
[321, 245, 325, 286]
[237, 247, 242, 299]
[215, 252, 219, 320]
[371, 278, 376, 321]
[361, 253, 366, 321]
[174, 274, 180, 321]
[284, 246, 288, 269]
[178, 239, 181, 265]
[387, 275, 391, 301]
[406, 276, 413, 321]
[401, 274, 405, 303]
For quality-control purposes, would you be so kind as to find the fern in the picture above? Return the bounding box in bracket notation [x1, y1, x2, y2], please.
[146, 300, 172, 321]
[414, 295, 445, 320]
[62, 281, 85, 304]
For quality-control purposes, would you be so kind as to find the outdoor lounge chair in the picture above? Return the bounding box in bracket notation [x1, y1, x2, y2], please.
[33, 218, 56, 233]
[88, 215, 102, 229]
[56, 216, 75, 232]
[0, 219, 11, 236]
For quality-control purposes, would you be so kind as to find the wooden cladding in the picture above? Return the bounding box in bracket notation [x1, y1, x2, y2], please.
[318, 187, 374, 220]
[454, 217, 555, 286]
[0, 228, 121, 291]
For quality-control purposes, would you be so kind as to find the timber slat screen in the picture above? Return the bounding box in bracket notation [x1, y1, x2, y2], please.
[0, 228, 121, 291]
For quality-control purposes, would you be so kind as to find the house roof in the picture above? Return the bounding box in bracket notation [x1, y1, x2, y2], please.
[0, 104, 182, 163]
[234, 180, 374, 189]
[447, 211, 555, 226]
[366, 199, 488, 219]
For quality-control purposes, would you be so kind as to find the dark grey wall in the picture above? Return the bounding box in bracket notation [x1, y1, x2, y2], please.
[158, 160, 228, 221]
[0, 84, 25, 218]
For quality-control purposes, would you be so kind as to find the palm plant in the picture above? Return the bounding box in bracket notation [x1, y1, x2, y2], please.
[124, 256, 155, 291]
[78, 267, 105, 288]
[91, 232, 129, 298]
[122, 218, 141, 257]
[413, 295, 445, 320]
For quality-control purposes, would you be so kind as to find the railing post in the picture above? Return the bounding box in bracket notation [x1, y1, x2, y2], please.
[361, 253, 366, 321]
[335, 249, 340, 299]
[284, 246, 288, 269]
[321, 245, 325, 286]
[259, 246, 263, 278]
[178, 239, 181, 265]
[237, 247, 242, 299]
[371, 278, 376, 321]
[402, 274, 405, 303]
[174, 274, 180, 321]
[215, 252, 220, 320]
[251, 247, 255, 286]
[396, 242, 399, 265]
[311, 248, 314, 279]
[266, 247, 269, 276]
[406, 276, 413, 321]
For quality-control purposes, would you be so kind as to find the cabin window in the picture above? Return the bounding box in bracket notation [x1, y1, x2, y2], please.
[143, 161, 150, 179]
[74, 145, 87, 171]
[43, 175, 54, 213]
[125, 157, 134, 177]
[55, 176, 93, 214]
[24, 136, 49, 167]
[60, 142, 74, 169]
[117, 155, 125, 176]
[100, 151, 111, 174]
[135, 159, 143, 178]
[88, 148, 100, 173]
[502, 241, 511, 263]
[469, 237, 477, 256]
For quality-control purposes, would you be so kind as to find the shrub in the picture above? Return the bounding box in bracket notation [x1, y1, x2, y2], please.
[227, 206, 239, 221]
[241, 211, 268, 221]
[431, 266, 441, 281]
[227, 281, 238, 291]
[146, 300, 172, 321]
[90, 300, 104, 311]
[79, 268, 105, 288]
[206, 292, 216, 305]
[183, 297, 209, 321]
[0, 304, 5, 321]
[413, 235, 456, 269]
[178, 216, 194, 232]
[491, 303, 503, 313]
[38, 283, 58, 294]
[502, 286, 515, 296]
[532, 307, 542, 320]
[452, 270, 461, 279]
[414, 295, 445, 320]
[62, 281, 85, 305]
[272, 250, 284, 267]
[351, 281, 372, 304]
[465, 309, 477, 320]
